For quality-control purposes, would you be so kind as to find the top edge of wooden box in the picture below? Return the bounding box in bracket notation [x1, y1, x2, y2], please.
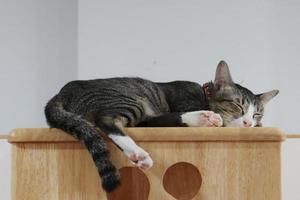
[8, 127, 286, 143]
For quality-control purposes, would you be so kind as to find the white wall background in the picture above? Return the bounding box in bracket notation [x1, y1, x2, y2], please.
[78, 0, 300, 134]
[1, 0, 300, 199]
[0, 0, 77, 199]
[0, 0, 77, 133]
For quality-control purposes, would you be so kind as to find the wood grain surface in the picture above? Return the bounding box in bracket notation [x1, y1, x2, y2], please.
[10, 128, 282, 200]
[9, 127, 286, 142]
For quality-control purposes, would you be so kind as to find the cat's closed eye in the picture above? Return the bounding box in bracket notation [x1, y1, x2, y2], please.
[221, 99, 245, 115]
[253, 113, 263, 119]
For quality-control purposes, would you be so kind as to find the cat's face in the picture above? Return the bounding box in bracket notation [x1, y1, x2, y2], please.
[208, 61, 279, 127]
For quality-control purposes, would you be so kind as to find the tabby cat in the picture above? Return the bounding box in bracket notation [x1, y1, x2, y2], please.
[45, 61, 279, 192]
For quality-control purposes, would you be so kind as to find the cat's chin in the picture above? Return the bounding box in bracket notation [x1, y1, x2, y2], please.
[224, 121, 255, 128]
[224, 120, 244, 127]
[224, 124, 245, 128]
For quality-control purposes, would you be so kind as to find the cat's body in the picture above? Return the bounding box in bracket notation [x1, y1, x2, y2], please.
[45, 61, 278, 192]
[50, 77, 208, 126]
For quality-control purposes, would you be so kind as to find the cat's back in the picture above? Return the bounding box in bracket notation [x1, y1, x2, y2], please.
[60, 77, 158, 95]
[56, 77, 168, 116]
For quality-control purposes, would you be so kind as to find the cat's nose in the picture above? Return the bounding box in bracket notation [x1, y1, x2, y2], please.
[243, 120, 252, 127]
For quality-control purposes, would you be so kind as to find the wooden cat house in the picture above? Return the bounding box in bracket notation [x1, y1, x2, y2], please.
[8, 127, 289, 200]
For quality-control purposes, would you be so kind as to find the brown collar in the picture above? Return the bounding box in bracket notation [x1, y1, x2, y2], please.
[202, 82, 212, 100]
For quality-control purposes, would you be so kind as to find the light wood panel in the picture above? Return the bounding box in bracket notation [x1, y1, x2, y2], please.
[110, 141, 281, 200]
[286, 134, 300, 139]
[9, 127, 286, 142]
[0, 134, 9, 139]
[11, 143, 102, 200]
[11, 133, 282, 200]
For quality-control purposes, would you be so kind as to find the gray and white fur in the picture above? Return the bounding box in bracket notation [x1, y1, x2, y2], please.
[44, 61, 279, 192]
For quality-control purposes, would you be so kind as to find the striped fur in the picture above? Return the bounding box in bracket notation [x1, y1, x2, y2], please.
[44, 61, 279, 192]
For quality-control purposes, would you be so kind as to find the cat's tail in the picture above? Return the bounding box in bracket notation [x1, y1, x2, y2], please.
[44, 95, 120, 192]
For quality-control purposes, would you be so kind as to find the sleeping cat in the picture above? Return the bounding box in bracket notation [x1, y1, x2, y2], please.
[45, 61, 278, 192]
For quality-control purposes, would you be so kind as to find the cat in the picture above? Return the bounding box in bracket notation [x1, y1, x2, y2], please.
[44, 61, 279, 192]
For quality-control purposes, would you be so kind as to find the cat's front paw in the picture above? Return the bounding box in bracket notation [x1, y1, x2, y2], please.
[181, 110, 223, 127]
[125, 146, 154, 170]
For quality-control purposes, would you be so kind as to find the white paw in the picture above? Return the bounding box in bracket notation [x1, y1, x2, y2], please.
[125, 146, 153, 170]
[181, 110, 223, 127]
[108, 135, 153, 170]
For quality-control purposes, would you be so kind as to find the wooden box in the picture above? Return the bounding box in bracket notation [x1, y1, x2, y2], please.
[9, 128, 285, 200]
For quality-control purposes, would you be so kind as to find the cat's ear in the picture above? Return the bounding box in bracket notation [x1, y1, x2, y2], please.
[257, 90, 279, 105]
[214, 60, 233, 87]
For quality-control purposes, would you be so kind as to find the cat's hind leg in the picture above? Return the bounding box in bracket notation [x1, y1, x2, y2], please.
[96, 115, 153, 170]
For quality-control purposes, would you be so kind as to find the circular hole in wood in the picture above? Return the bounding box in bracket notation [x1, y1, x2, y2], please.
[106, 167, 150, 200]
[163, 162, 202, 200]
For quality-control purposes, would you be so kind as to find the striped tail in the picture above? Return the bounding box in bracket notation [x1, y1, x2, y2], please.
[44, 95, 120, 192]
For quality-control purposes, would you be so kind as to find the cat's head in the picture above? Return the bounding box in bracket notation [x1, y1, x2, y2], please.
[207, 61, 279, 127]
